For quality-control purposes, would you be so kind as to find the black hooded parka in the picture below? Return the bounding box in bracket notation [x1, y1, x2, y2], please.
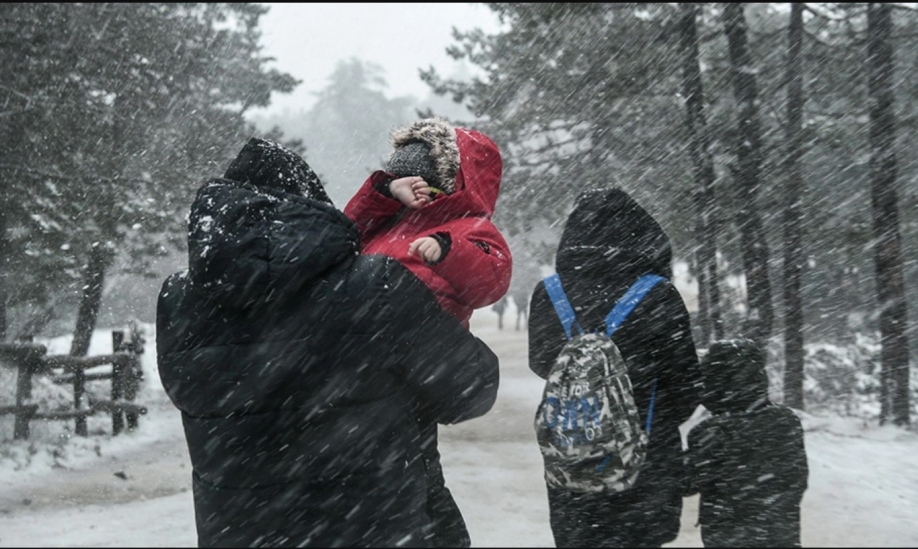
[528, 188, 704, 548]
[156, 139, 499, 548]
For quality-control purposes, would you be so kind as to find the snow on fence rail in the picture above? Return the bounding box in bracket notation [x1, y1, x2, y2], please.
[0, 326, 146, 440]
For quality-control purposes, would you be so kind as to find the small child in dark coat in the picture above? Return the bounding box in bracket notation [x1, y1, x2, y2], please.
[684, 338, 809, 548]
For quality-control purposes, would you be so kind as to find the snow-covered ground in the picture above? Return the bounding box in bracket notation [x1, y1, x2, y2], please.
[1, 306, 917, 547]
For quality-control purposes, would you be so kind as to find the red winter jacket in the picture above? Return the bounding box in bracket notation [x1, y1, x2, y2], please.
[344, 128, 512, 328]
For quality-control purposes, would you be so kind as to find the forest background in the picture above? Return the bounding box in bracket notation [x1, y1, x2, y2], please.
[0, 3, 915, 425]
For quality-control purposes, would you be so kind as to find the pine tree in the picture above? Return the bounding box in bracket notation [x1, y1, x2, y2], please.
[723, 3, 774, 345]
[679, 3, 722, 346]
[782, 3, 806, 410]
[867, 2, 910, 426]
[299, 58, 416, 205]
[422, 4, 696, 263]
[0, 4, 299, 345]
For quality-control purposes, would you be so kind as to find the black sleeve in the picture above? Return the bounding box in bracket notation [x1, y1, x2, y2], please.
[620, 283, 703, 423]
[682, 430, 700, 497]
[792, 416, 809, 493]
[777, 408, 809, 494]
[655, 284, 704, 427]
[387, 262, 500, 425]
[527, 281, 568, 380]
[611, 282, 704, 488]
[374, 174, 395, 198]
[684, 420, 721, 497]
[428, 232, 452, 264]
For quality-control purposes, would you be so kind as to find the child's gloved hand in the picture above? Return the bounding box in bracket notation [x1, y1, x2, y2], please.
[389, 176, 431, 209]
[408, 236, 442, 264]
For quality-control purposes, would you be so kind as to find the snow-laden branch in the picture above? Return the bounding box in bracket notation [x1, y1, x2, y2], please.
[803, 3, 854, 21]
[803, 28, 866, 47]
[0, 164, 147, 187]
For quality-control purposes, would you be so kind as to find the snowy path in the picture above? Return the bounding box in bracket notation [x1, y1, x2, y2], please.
[1, 312, 917, 547]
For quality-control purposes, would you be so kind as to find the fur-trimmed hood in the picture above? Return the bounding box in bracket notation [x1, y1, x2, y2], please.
[387, 117, 502, 218]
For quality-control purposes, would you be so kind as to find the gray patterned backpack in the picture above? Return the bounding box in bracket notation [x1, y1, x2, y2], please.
[534, 273, 663, 493]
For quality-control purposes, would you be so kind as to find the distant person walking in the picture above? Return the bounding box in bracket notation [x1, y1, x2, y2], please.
[528, 187, 703, 548]
[683, 338, 809, 548]
[512, 287, 530, 331]
[493, 296, 508, 330]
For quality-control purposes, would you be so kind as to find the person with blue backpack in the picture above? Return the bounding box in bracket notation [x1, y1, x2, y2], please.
[529, 187, 704, 548]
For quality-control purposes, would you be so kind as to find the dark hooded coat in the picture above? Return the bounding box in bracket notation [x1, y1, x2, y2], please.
[685, 339, 808, 548]
[156, 138, 500, 548]
[528, 188, 704, 548]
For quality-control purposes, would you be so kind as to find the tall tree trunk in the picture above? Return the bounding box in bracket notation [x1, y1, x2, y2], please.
[723, 3, 773, 345]
[68, 92, 123, 358]
[0, 198, 7, 342]
[679, 3, 722, 347]
[69, 244, 113, 357]
[782, 3, 806, 410]
[867, 2, 910, 426]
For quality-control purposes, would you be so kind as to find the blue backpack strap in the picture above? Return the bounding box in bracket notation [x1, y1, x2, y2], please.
[604, 274, 665, 337]
[604, 274, 666, 434]
[645, 380, 657, 434]
[543, 274, 583, 340]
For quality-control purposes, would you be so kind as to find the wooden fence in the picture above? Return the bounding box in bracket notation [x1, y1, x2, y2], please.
[0, 326, 146, 439]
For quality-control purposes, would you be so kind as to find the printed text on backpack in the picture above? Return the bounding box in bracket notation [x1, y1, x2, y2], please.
[534, 273, 663, 494]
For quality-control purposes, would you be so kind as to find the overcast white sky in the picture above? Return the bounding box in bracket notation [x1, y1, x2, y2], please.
[249, 3, 504, 117]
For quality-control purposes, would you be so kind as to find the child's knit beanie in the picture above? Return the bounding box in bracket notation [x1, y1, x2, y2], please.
[386, 117, 460, 194]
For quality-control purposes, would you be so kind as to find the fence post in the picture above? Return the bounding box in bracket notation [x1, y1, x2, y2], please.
[71, 332, 88, 435]
[111, 331, 125, 435]
[124, 354, 139, 431]
[13, 336, 38, 440]
[124, 323, 144, 431]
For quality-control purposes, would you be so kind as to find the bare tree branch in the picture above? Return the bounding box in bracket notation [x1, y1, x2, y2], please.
[0, 84, 34, 103]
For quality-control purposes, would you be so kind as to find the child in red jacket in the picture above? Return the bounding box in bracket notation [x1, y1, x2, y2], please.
[344, 117, 512, 329]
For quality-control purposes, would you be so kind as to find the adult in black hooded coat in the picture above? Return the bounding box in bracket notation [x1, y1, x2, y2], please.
[156, 137, 500, 548]
[529, 188, 704, 548]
